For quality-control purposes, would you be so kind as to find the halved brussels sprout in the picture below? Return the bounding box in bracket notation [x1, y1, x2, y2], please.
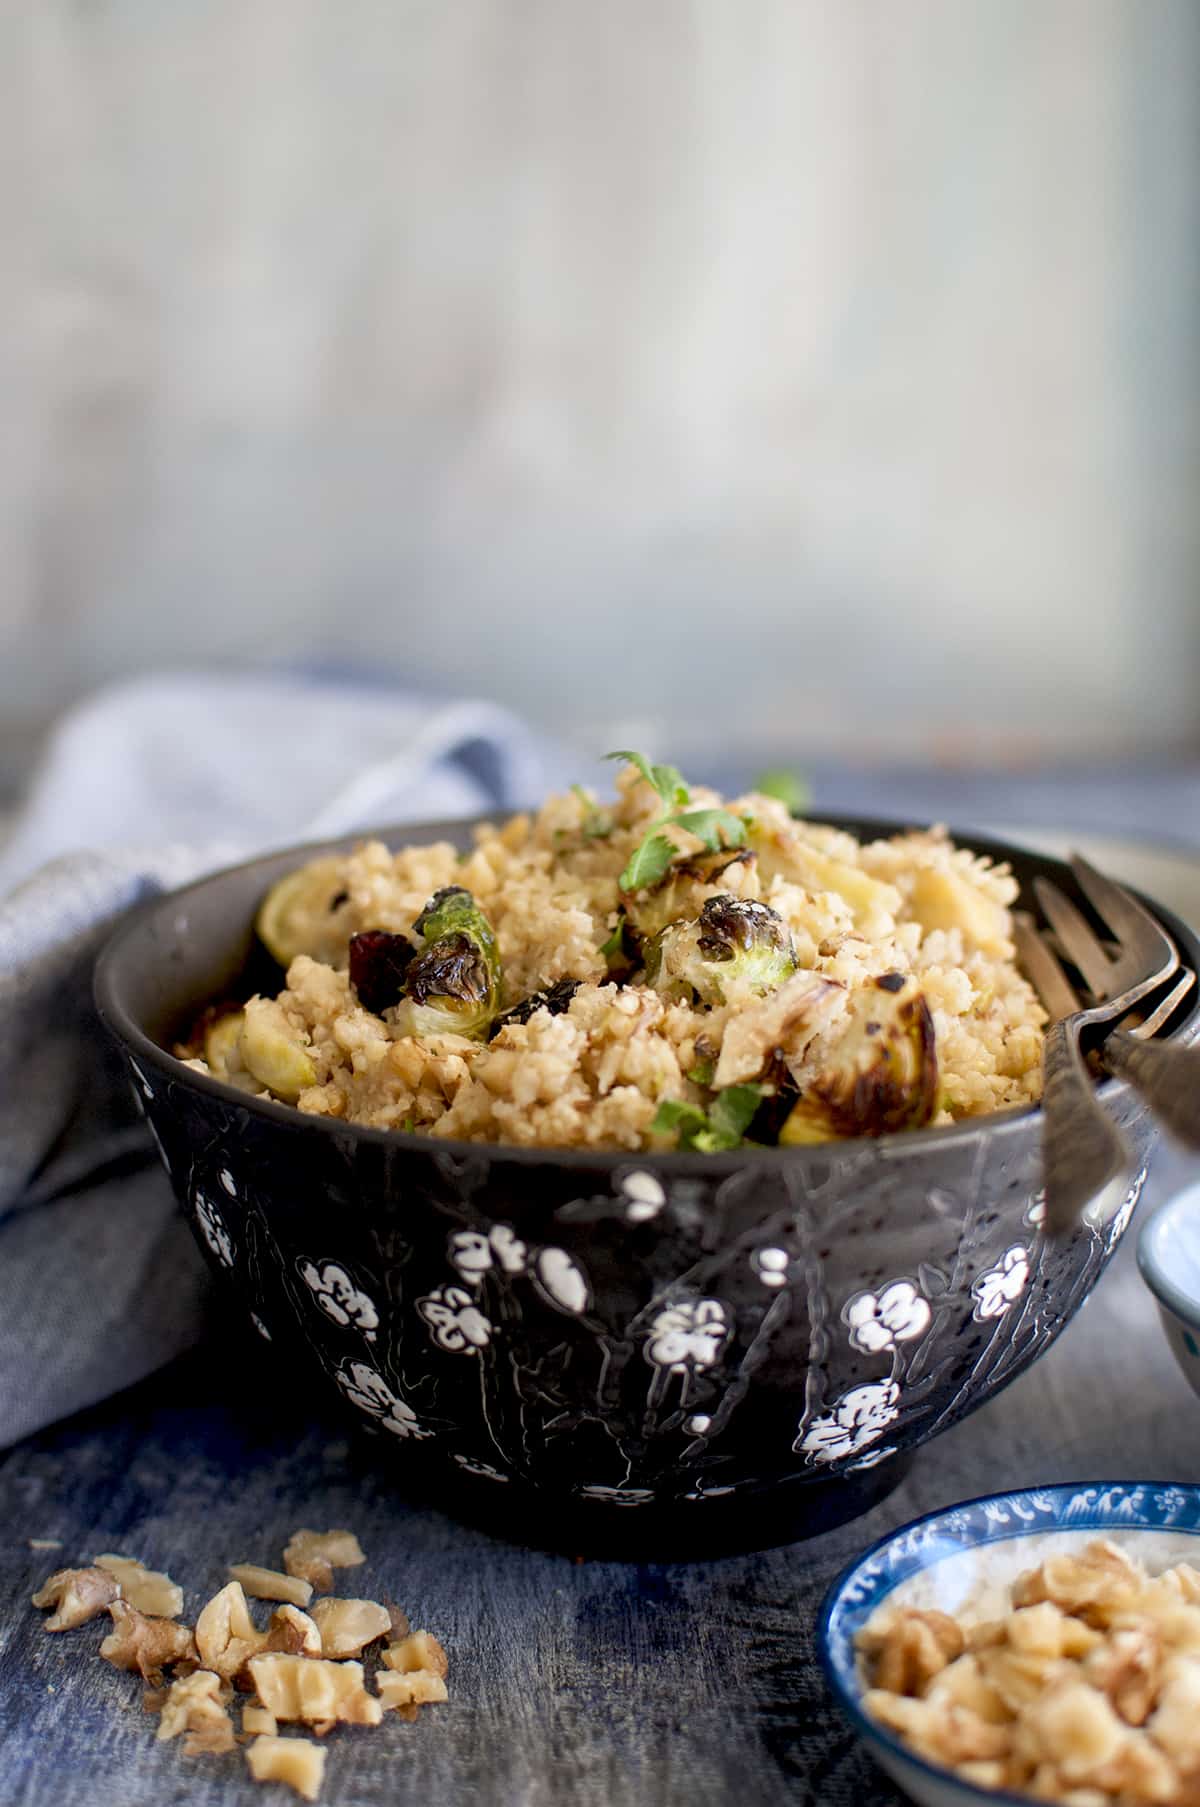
[239, 998, 317, 1102]
[489, 978, 581, 1040]
[203, 1009, 246, 1080]
[391, 886, 501, 1041]
[256, 858, 350, 967]
[779, 976, 937, 1143]
[645, 895, 796, 1006]
[623, 848, 759, 940]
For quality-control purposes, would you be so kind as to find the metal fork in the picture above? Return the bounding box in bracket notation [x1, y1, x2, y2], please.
[1021, 856, 1180, 1235]
[1016, 914, 1200, 1144]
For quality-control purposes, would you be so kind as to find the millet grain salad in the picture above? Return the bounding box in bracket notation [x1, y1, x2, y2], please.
[180, 753, 1046, 1152]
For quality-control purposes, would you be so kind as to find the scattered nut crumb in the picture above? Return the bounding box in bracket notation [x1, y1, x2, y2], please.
[242, 1704, 277, 1737]
[282, 1530, 366, 1594]
[246, 1734, 326, 1801]
[28, 1539, 63, 1551]
[308, 1597, 391, 1660]
[228, 1564, 313, 1609]
[32, 1567, 120, 1631]
[95, 1554, 184, 1619]
[157, 1669, 236, 1756]
[382, 1630, 449, 1679]
[247, 1653, 383, 1728]
[195, 1581, 267, 1680]
[375, 1669, 449, 1711]
[100, 1603, 197, 1687]
[26, 1527, 445, 1802]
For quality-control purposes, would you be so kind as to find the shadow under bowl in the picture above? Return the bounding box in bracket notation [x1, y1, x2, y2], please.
[93, 816, 1200, 1554]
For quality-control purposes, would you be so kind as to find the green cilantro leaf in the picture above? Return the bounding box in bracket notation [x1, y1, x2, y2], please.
[707, 1084, 763, 1142]
[618, 831, 677, 894]
[752, 768, 811, 815]
[651, 1099, 708, 1144]
[605, 750, 690, 814]
[671, 808, 749, 855]
[652, 1083, 763, 1152]
[571, 783, 613, 840]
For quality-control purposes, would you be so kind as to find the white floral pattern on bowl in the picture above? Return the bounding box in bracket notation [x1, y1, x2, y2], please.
[796, 1380, 901, 1465]
[644, 1299, 730, 1373]
[970, 1244, 1029, 1321]
[416, 1285, 493, 1355]
[448, 1225, 528, 1284]
[843, 1281, 930, 1355]
[299, 1260, 379, 1335]
[335, 1361, 431, 1439]
[193, 1194, 234, 1268]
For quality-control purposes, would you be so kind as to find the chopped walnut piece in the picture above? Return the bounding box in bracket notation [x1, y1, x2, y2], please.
[1014, 1540, 1144, 1627]
[195, 1581, 267, 1681]
[100, 1603, 198, 1687]
[308, 1597, 391, 1660]
[282, 1529, 366, 1594]
[28, 1539, 63, 1551]
[31, 1567, 120, 1631]
[375, 1669, 449, 1711]
[95, 1554, 184, 1619]
[156, 1669, 236, 1756]
[1083, 1624, 1162, 1726]
[857, 1606, 965, 1696]
[242, 1704, 277, 1737]
[228, 1564, 313, 1609]
[263, 1605, 323, 1657]
[246, 1734, 326, 1801]
[381, 1629, 449, 1679]
[247, 1653, 383, 1728]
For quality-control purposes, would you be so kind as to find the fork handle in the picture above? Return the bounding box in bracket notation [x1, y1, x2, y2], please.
[1102, 1030, 1200, 1152]
[1041, 1017, 1136, 1236]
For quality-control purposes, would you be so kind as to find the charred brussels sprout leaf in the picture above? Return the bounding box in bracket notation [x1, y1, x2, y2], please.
[651, 1084, 764, 1153]
[349, 930, 416, 1015]
[391, 887, 501, 1041]
[645, 896, 796, 1006]
[489, 978, 582, 1040]
[780, 979, 938, 1143]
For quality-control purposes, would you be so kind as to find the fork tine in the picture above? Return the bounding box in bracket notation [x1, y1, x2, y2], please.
[1125, 968, 1196, 1041]
[1032, 877, 1115, 998]
[1069, 854, 1175, 959]
[1013, 913, 1081, 1023]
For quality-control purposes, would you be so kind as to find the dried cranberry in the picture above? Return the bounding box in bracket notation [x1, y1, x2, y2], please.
[488, 978, 582, 1040]
[349, 930, 416, 1015]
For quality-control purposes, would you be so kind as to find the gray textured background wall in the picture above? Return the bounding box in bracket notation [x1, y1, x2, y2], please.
[4, 0, 1199, 772]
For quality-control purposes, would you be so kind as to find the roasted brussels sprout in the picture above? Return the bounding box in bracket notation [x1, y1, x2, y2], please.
[644, 895, 796, 1006]
[779, 977, 938, 1143]
[623, 848, 759, 941]
[488, 978, 581, 1041]
[256, 858, 351, 967]
[239, 997, 317, 1103]
[391, 886, 501, 1041]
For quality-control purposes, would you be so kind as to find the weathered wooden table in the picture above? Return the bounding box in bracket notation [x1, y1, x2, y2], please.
[3, 1145, 1197, 1807]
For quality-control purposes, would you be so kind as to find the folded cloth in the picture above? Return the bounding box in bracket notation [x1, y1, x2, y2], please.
[0, 673, 570, 1448]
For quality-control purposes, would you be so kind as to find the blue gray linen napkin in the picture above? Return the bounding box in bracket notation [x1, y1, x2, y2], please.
[0, 673, 569, 1448]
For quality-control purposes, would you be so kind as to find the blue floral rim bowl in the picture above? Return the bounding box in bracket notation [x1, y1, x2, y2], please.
[1138, 1185, 1200, 1401]
[818, 1481, 1200, 1807]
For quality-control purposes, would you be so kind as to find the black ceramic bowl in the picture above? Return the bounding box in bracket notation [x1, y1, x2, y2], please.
[94, 818, 1200, 1554]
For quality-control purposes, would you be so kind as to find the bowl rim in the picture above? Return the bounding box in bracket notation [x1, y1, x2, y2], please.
[1138, 1184, 1200, 1330]
[93, 811, 1200, 1175]
[817, 1479, 1200, 1807]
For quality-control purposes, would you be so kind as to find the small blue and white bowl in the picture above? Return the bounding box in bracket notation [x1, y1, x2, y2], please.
[819, 1481, 1200, 1807]
[1139, 1185, 1200, 1400]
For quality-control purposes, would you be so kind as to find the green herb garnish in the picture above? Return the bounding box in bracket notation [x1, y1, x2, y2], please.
[571, 783, 613, 840]
[605, 751, 748, 894]
[651, 1084, 763, 1153]
[752, 768, 811, 816]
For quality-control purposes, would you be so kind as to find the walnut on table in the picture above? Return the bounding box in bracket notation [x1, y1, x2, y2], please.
[99, 1603, 198, 1687]
[308, 1596, 391, 1659]
[95, 1554, 184, 1619]
[156, 1669, 236, 1756]
[196, 1580, 268, 1680]
[31, 1567, 120, 1631]
[247, 1652, 383, 1731]
[281, 1529, 366, 1595]
[228, 1563, 313, 1609]
[245, 1734, 326, 1802]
